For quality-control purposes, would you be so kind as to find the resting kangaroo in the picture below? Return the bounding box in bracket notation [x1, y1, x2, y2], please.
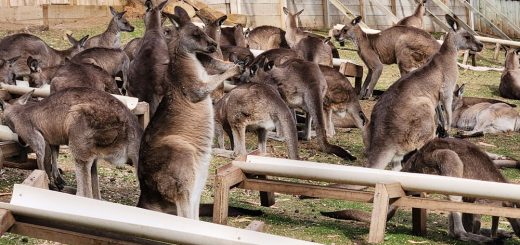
[27, 57, 120, 94]
[395, 0, 427, 29]
[246, 25, 289, 50]
[0, 56, 20, 84]
[137, 7, 241, 219]
[1, 88, 142, 198]
[70, 47, 130, 87]
[402, 138, 520, 243]
[220, 24, 247, 47]
[0, 33, 88, 80]
[84, 6, 134, 49]
[365, 15, 483, 170]
[338, 16, 440, 99]
[499, 48, 520, 99]
[127, 0, 170, 117]
[214, 83, 298, 159]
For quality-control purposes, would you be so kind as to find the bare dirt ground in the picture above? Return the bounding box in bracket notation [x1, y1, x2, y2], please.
[1, 18, 520, 245]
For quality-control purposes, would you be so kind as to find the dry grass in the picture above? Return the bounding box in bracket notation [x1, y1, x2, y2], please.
[1, 20, 520, 245]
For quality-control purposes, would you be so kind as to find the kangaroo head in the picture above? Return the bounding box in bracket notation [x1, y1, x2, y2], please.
[452, 83, 465, 111]
[201, 15, 227, 44]
[0, 56, 20, 85]
[446, 15, 483, 52]
[504, 47, 520, 70]
[144, 0, 169, 28]
[110, 6, 134, 32]
[26, 56, 49, 87]
[0, 89, 34, 130]
[66, 34, 89, 58]
[283, 7, 304, 28]
[164, 7, 218, 54]
[338, 16, 362, 42]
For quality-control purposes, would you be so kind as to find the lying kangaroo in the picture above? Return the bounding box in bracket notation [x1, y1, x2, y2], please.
[395, 0, 427, 29]
[126, 0, 169, 117]
[499, 47, 520, 99]
[246, 25, 290, 50]
[70, 47, 129, 91]
[137, 7, 241, 219]
[320, 65, 367, 137]
[402, 138, 520, 243]
[84, 6, 134, 49]
[0, 34, 88, 80]
[338, 16, 440, 99]
[220, 24, 247, 47]
[214, 82, 298, 159]
[0, 56, 20, 84]
[27, 57, 120, 94]
[1, 88, 142, 198]
[365, 15, 483, 170]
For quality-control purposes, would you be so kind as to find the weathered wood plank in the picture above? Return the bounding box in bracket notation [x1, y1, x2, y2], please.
[0, 209, 15, 236]
[368, 183, 389, 244]
[213, 164, 246, 224]
[22, 170, 49, 189]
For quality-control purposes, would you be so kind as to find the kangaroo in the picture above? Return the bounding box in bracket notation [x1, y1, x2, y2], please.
[0, 34, 88, 80]
[499, 48, 520, 99]
[320, 65, 367, 137]
[365, 15, 483, 170]
[70, 47, 130, 87]
[402, 138, 520, 243]
[220, 24, 247, 47]
[214, 82, 298, 159]
[395, 0, 427, 29]
[123, 37, 142, 61]
[84, 6, 134, 49]
[329, 28, 344, 46]
[338, 16, 440, 99]
[0, 56, 20, 84]
[1, 88, 142, 198]
[137, 7, 241, 219]
[27, 57, 120, 94]
[246, 25, 290, 50]
[126, 0, 169, 117]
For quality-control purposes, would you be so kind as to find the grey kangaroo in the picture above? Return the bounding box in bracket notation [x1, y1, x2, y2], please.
[70, 47, 130, 88]
[214, 82, 299, 159]
[0, 33, 88, 81]
[365, 15, 483, 171]
[220, 24, 248, 47]
[84, 6, 134, 49]
[1, 88, 142, 198]
[499, 47, 520, 99]
[137, 7, 241, 219]
[395, 0, 427, 29]
[127, 0, 170, 117]
[0, 56, 20, 84]
[246, 25, 289, 50]
[337, 16, 440, 99]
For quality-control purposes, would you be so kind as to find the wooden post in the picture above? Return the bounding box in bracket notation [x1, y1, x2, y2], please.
[339, 62, 363, 95]
[412, 193, 427, 236]
[212, 164, 246, 224]
[279, 0, 287, 28]
[359, 0, 365, 20]
[322, 0, 330, 28]
[462, 50, 470, 65]
[494, 43, 501, 60]
[390, 0, 396, 16]
[0, 209, 15, 236]
[42, 4, 49, 29]
[258, 175, 275, 207]
[368, 183, 390, 243]
[22, 170, 49, 189]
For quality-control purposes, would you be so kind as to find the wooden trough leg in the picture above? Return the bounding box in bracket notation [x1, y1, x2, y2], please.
[22, 170, 49, 189]
[0, 209, 15, 236]
[368, 183, 390, 243]
[258, 175, 275, 207]
[213, 163, 245, 225]
[494, 43, 501, 60]
[412, 193, 427, 236]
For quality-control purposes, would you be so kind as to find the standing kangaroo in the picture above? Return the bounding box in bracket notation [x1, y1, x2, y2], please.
[395, 0, 427, 29]
[338, 16, 440, 99]
[499, 48, 520, 99]
[127, 0, 169, 117]
[70, 47, 130, 87]
[1, 88, 142, 198]
[365, 15, 483, 170]
[214, 82, 299, 159]
[137, 7, 241, 219]
[402, 138, 520, 243]
[0, 34, 88, 80]
[84, 6, 134, 49]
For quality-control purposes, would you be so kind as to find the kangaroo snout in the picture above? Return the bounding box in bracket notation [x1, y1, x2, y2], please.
[206, 42, 217, 53]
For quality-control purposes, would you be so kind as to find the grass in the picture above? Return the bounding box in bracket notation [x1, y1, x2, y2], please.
[2, 18, 520, 244]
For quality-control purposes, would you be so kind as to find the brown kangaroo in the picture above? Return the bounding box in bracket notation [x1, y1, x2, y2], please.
[214, 82, 298, 159]
[220, 24, 248, 47]
[246, 25, 290, 50]
[137, 7, 241, 219]
[70, 47, 130, 88]
[1, 87, 142, 198]
[338, 16, 440, 99]
[320, 65, 367, 137]
[0, 56, 20, 84]
[84, 6, 135, 49]
[27, 57, 120, 94]
[123, 37, 142, 61]
[402, 138, 520, 243]
[395, 0, 427, 29]
[126, 0, 170, 117]
[365, 15, 483, 170]
[499, 48, 520, 99]
[0, 33, 88, 80]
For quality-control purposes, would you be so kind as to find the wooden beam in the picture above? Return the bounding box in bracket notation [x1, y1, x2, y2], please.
[328, 0, 370, 29]
[0, 142, 26, 159]
[368, 183, 389, 244]
[339, 62, 363, 95]
[390, 0, 396, 16]
[22, 170, 49, 189]
[3, 160, 37, 170]
[213, 164, 246, 224]
[479, 0, 520, 36]
[452, 0, 510, 40]
[0, 209, 15, 236]
[131, 102, 149, 129]
[322, 0, 330, 28]
[257, 175, 275, 207]
[429, 0, 477, 35]
[366, 0, 399, 24]
[245, 221, 265, 232]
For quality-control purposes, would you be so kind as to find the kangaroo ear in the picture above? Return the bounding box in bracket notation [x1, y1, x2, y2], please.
[283, 7, 289, 15]
[216, 15, 227, 26]
[145, 0, 153, 11]
[446, 14, 459, 31]
[163, 12, 181, 28]
[455, 83, 465, 97]
[296, 9, 304, 16]
[323, 36, 332, 44]
[515, 48, 520, 55]
[66, 34, 77, 45]
[157, 0, 169, 11]
[244, 28, 250, 38]
[263, 60, 275, 72]
[174, 6, 191, 24]
[109, 6, 118, 16]
[17, 90, 34, 105]
[7, 56, 20, 65]
[352, 16, 362, 25]
[0, 99, 9, 111]
[27, 56, 39, 73]
[79, 35, 89, 47]
[250, 64, 258, 76]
